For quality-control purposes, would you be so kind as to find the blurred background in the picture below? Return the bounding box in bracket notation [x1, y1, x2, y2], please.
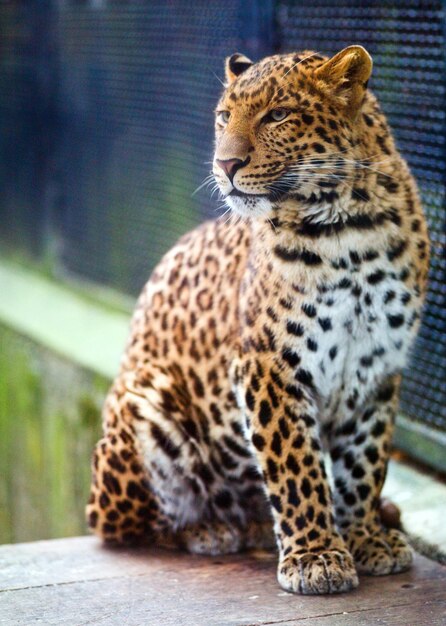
[0, 1, 445, 544]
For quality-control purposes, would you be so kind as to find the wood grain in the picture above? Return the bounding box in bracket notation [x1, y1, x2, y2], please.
[0, 537, 444, 625]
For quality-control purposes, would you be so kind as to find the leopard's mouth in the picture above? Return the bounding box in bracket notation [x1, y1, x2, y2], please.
[226, 188, 269, 199]
[227, 188, 248, 198]
[225, 172, 297, 202]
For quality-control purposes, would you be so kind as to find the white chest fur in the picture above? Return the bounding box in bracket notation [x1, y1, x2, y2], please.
[285, 257, 420, 424]
[303, 270, 418, 420]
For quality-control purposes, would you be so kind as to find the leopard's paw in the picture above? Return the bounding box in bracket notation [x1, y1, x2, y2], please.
[180, 522, 241, 556]
[350, 528, 412, 575]
[385, 528, 413, 572]
[277, 549, 358, 595]
[244, 521, 276, 551]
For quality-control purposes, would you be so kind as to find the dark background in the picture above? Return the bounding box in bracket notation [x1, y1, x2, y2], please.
[0, 1, 445, 433]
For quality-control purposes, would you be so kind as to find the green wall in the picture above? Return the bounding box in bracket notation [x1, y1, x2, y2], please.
[0, 324, 107, 543]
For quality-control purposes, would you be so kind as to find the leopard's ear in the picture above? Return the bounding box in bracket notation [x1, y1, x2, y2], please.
[225, 53, 253, 84]
[314, 46, 373, 118]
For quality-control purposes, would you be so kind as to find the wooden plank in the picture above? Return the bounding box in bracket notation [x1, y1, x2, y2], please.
[0, 537, 445, 626]
[0, 537, 153, 590]
[1, 569, 445, 626]
[276, 601, 446, 626]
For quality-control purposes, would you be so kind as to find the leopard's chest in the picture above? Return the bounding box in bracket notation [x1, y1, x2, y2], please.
[284, 266, 420, 423]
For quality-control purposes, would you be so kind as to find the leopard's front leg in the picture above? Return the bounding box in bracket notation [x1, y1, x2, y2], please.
[243, 357, 358, 595]
[329, 375, 412, 575]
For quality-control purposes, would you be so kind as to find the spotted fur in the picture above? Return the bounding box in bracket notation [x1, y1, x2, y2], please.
[87, 47, 429, 595]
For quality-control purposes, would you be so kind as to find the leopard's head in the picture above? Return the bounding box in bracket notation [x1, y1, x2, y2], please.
[213, 46, 374, 220]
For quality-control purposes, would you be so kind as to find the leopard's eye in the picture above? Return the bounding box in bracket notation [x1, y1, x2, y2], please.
[217, 110, 230, 125]
[267, 108, 289, 122]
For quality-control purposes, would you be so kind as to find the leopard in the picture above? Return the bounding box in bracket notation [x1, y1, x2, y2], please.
[86, 46, 430, 595]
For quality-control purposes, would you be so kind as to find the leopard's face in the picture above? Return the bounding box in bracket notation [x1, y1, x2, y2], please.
[213, 48, 373, 219]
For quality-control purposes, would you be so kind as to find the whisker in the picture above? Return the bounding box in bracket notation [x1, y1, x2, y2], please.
[209, 185, 221, 199]
[287, 146, 396, 172]
[285, 155, 398, 181]
[211, 70, 225, 87]
[282, 52, 321, 79]
[192, 174, 215, 196]
[223, 209, 236, 225]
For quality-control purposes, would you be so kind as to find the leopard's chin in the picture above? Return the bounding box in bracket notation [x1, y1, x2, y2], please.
[224, 192, 273, 219]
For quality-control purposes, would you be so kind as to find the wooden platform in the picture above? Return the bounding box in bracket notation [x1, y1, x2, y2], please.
[0, 537, 445, 625]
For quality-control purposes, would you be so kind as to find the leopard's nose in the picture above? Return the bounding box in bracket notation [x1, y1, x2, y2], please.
[216, 157, 248, 183]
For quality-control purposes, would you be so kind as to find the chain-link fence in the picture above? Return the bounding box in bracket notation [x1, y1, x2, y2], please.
[0, 1, 444, 456]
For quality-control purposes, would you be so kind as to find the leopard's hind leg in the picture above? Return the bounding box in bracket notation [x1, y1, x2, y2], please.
[87, 366, 232, 548]
[86, 377, 178, 546]
[86, 429, 174, 545]
[88, 363, 273, 553]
